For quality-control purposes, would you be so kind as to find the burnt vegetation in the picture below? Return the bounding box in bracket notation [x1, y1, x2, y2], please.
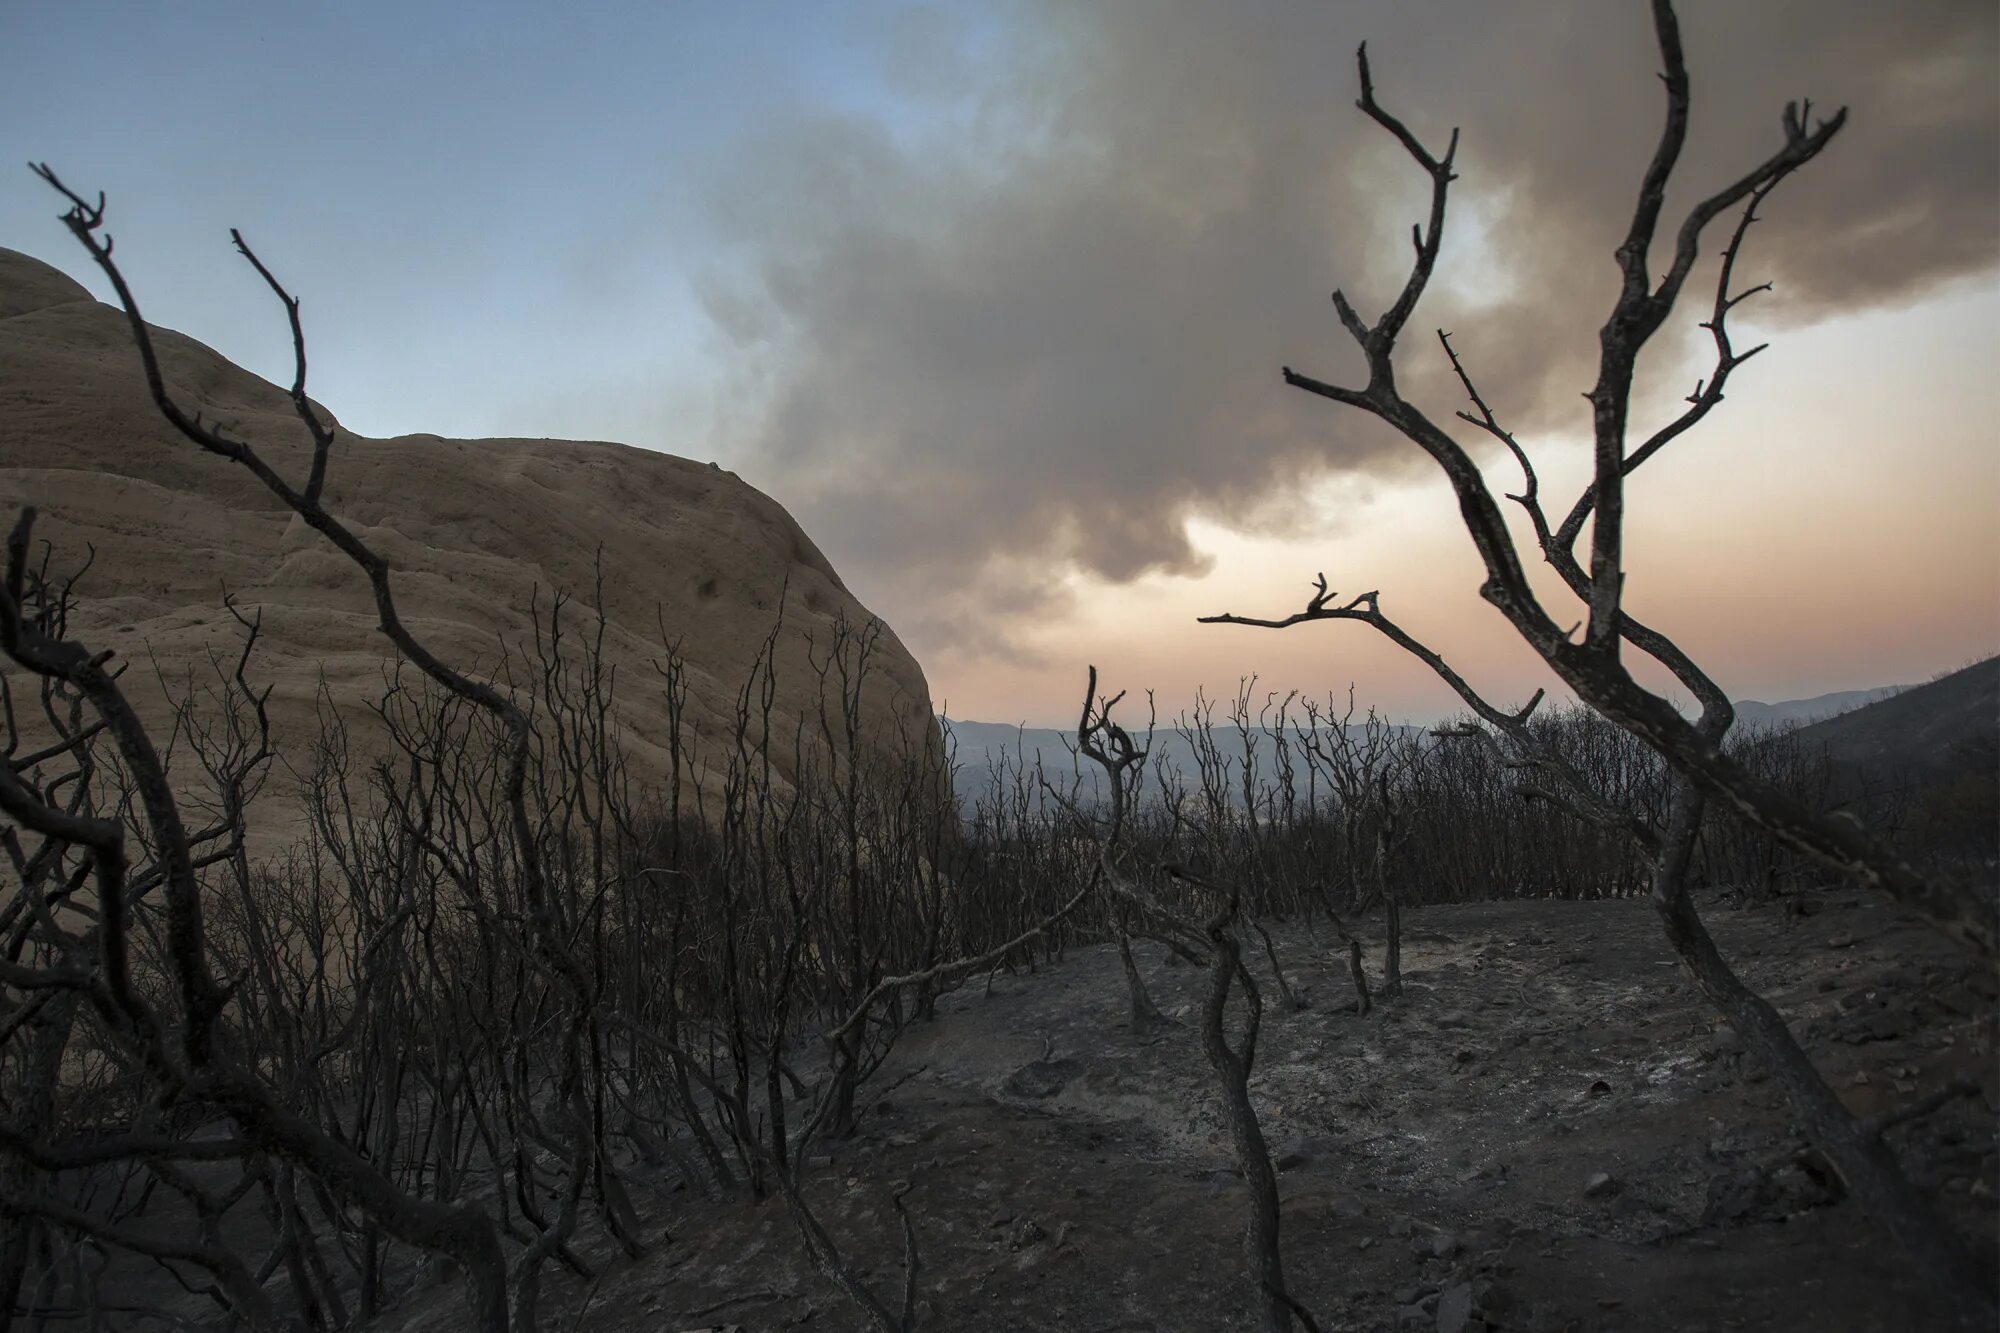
[3, 3, 1995, 1330]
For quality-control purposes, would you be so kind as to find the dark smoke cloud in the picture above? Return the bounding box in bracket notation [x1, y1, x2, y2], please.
[702, 1, 1997, 658]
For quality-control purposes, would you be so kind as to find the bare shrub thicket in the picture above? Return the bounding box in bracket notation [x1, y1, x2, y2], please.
[968, 677, 1875, 934]
[0, 512, 1965, 1333]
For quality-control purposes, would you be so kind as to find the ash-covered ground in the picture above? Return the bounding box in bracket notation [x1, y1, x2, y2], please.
[383, 885, 1996, 1332]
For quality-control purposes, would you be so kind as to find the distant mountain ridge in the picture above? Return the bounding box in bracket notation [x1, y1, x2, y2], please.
[939, 717, 1423, 809]
[941, 673, 1978, 808]
[1786, 658, 1998, 784]
[1732, 683, 1916, 730]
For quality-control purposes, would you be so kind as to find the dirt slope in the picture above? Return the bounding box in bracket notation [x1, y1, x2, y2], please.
[0, 247, 937, 848]
[1789, 656, 1998, 784]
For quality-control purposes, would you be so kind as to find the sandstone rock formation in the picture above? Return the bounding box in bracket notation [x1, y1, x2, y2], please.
[0, 246, 938, 851]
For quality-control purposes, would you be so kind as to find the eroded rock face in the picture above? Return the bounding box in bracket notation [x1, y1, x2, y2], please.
[0, 247, 938, 849]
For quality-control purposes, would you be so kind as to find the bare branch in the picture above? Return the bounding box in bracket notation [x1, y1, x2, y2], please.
[1350, 42, 1460, 356]
[1202, 584, 1539, 732]
[228, 229, 337, 503]
[1578, 4, 1846, 654]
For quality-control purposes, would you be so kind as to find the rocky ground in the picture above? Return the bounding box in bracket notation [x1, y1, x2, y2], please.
[355, 883, 2000, 1333]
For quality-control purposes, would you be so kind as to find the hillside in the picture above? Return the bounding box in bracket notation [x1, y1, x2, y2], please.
[1788, 657, 1999, 785]
[0, 247, 937, 846]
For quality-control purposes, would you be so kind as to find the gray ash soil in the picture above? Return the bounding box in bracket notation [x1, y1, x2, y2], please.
[383, 886, 1997, 1332]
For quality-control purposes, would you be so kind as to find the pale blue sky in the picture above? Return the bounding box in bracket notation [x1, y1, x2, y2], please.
[3, 1, 982, 445]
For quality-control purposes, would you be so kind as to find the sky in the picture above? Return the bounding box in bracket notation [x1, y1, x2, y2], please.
[4, 1, 1995, 726]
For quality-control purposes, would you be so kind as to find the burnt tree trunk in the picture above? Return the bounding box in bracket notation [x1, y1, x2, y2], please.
[1200, 925, 1296, 1333]
[1651, 781, 1994, 1331]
